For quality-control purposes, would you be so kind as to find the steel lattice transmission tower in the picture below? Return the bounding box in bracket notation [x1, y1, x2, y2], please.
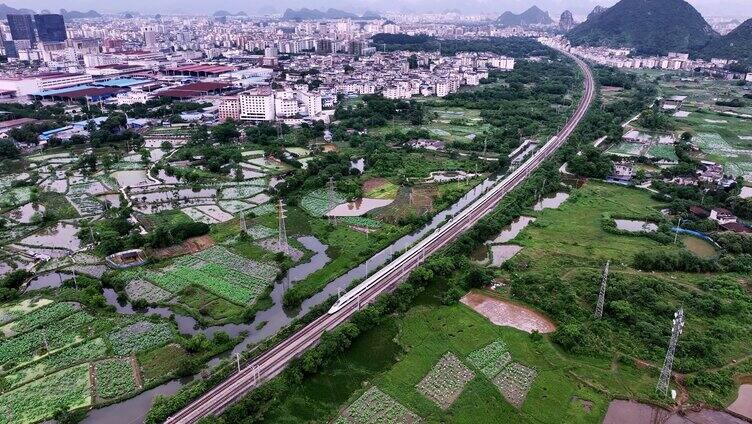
[656, 308, 685, 397]
[327, 177, 338, 225]
[278, 199, 289, 255]
[594, 260, 610, 319]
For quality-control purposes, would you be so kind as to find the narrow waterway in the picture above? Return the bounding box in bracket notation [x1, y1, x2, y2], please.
[84, 174, 505, 422]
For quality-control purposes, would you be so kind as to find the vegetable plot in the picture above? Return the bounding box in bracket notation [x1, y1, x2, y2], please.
[0, 363, 91, 424]
[467, 339, 512, 378]
[338, 386, 422, 424]
[492, 362, 537, 409]
[108, 321, 173, 355]
[95, 358, 137, 400]
[301, 188, 346, 217]
[5, 338, 107, 389]
[416, 353, 474, 410]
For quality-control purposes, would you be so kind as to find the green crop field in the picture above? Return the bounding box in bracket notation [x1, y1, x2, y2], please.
[0, 363, 92, 424]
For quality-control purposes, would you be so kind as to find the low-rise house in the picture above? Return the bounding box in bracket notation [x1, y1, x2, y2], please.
[709, 207, 737, 225]
[611, 162, 635, 181]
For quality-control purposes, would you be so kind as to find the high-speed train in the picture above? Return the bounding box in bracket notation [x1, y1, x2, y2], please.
[328, 135, 561, 315]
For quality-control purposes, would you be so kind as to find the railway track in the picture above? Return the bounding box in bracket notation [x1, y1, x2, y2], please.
[165, 48, 594, 424]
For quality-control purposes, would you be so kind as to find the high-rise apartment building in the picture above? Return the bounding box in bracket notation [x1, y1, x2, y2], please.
[7, 14, 36, 46]
[34, 14, 66, 42]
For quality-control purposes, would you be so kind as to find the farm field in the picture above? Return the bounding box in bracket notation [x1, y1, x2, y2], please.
[260, 289, 654, 424]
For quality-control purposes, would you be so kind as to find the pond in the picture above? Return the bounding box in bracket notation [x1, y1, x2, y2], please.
[533, 192, 569, 211]
[328, 198, 393, 217]
[682, 236, 717, 258]
[488, 216, 535, 244]
[20, 222, 81, 251]
[728, 384, 752, 420]
[614, 219, 658, 233]
[460, 292, 556, 334]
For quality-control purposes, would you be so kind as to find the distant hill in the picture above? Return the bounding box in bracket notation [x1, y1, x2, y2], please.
[282, 8, 357, 20]
[497, 6, 553, 27]
[699, 18, 752, 63]
[0, 3, 34, 17]
[213, 10, 247, 17]
[567, 0, 717, 56]
[559, 10, 576, 32]
[587, 5, 608, 20]
[361, 10, 382, 19]
[60, 9, 101, 19]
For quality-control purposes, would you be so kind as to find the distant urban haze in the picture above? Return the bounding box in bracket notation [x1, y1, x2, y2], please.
[10, 0, 752, 18]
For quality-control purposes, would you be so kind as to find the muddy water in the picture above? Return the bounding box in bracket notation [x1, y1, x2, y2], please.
[682, 236, 717, 258]
[89, 174, 507, 422]
[603, 399, 747, 424]
[489, 216, 536, 244]
[460, 292, 556, 333]
[533, 192, 570, 211]
[615, 219, 658, 233]
[327, 198, 394, 217]
[728, 384, 752, 420]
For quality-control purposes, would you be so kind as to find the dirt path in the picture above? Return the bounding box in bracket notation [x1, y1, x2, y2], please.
[129, 355, 144, 390]
[88, 362, 97, 401]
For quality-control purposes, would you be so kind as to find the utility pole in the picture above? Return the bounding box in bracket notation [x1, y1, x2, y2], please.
[326, 177, 338, 225]
[278, 199, 288, 254]
[235, 353, 241, 373]
[656, 308, 685, 397]
[674, 218, 682, 244]
[594, 261, 609, 319]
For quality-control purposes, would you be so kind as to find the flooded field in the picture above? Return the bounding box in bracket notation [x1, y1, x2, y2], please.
[6, 203, 45, 224]
[682, 236, 718, 258]
[20, 222, 81, 251]
[533, 192, 569, 211]
[728, 384, 752, 420]
[328, 198, 393, 217]
[488, 216, 535, 244]
[111, 170, 151, 188]
[615, 219, 658, 233]
[741, 186, 752, 199]
[460, 291, 556, 333]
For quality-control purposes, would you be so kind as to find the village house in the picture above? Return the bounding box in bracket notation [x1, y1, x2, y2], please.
[611, 162, 635, 182]
[709, 208, 738, 225]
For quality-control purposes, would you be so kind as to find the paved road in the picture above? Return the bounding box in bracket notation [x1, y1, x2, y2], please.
[165, 49, 595, 424]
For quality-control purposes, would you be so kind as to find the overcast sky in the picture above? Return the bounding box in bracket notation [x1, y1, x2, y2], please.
[11, 0, 752, 19]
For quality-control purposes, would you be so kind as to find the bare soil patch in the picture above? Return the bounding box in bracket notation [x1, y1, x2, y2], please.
[461, 291, 556, 334]
[151, 235, 214, 260]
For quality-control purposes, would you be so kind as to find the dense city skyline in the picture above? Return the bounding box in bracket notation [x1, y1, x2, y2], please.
[7, 0, 752, 18]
